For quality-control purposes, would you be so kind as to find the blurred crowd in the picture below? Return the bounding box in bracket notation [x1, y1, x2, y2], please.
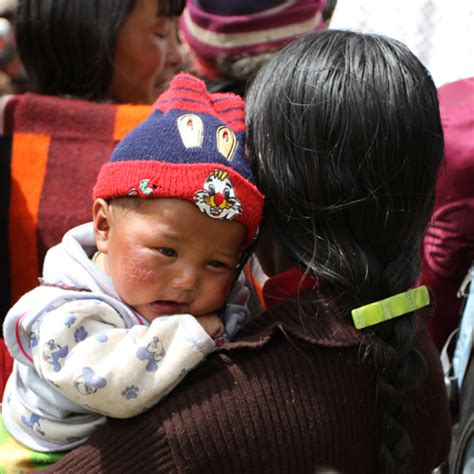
[0, 1, 472, 473]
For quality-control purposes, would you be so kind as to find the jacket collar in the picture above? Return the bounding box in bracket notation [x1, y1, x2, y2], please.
[262, 267, 317, 309]
[222, 267, 434, 351]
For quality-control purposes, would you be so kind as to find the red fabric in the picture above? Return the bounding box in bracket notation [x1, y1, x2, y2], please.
[153, 73, 245, 131]
[262, 267, 317, 308]
[93, 161, 262, 245]
[180, 0, 327, 65]
[8, 94, 120, 304]
[419, 77, 474, 350]
[0, 338, 13, 399]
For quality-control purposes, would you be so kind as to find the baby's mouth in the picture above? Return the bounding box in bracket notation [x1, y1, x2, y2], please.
[149, 300, 187, 316]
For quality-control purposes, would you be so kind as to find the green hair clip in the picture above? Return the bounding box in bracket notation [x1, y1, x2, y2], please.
[351, 286, 429, 330]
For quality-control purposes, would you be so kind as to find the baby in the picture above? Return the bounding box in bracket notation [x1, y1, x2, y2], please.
[2, 73, 263, 452]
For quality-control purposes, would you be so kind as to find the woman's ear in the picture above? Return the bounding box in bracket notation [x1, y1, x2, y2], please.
[256, 222, 294, 276]
[92, 198, 112, 254]
[256, 223, 278, 276]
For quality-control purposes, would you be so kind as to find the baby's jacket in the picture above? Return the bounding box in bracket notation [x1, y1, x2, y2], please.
[2, 223, 216, 452]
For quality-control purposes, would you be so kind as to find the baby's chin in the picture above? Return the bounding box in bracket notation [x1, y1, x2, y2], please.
[132, 300, 226, 323]
[135, 301, 190, 322]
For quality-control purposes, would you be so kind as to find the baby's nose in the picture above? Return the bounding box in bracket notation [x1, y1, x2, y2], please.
[172, 267, 198, 291]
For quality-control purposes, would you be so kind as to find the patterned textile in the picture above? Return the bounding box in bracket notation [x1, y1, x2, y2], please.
[0, 93, 151, 397]
[180, 0, 327, 80]
[0, 414, 65, 472]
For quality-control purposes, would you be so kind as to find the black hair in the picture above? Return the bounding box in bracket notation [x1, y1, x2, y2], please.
[15, 0, 184, 101]
[246, 30, 443, 473]
[322, 0, 337, 23]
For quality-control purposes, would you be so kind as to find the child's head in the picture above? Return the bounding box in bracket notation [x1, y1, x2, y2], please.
[93, 73, 263, 322]
[180, 0, 328, 83]
[247, 30, 443, 301]
[16, 0, 184, 104]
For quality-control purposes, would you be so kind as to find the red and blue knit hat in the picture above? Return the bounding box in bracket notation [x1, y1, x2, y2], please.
[93, 73, 264, 245]
[180, 0, 328, 80]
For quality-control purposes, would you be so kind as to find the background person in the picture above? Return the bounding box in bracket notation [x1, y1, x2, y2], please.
[16, 0, 184, 104]
[179, 0, 331, 96]
[419, 77, 474, 350]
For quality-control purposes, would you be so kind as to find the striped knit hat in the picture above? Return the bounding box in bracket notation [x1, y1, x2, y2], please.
[93, 73, 264, 245]
[180, 0, 328, 81]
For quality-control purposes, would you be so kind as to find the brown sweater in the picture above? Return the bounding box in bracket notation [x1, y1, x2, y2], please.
[46, 297, 451, 473]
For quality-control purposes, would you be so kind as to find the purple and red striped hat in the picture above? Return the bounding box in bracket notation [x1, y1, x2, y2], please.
[93, 73, 264, 245]
[180, 0, 328, 80]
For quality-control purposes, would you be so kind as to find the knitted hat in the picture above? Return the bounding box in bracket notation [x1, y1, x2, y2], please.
[93, 73, 264, 246]
[180, 0, 328, 81]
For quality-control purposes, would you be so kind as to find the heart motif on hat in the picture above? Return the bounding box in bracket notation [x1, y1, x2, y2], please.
[216, 126, 237, 161]
[177, 114, 204, 148]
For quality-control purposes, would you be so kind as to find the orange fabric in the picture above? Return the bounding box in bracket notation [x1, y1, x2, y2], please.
[113, 105, 151, 141]
[9, 133, 50, 305]
[244, 264, 266, 309]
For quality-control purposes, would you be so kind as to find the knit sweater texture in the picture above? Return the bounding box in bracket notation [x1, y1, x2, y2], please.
[45, 271, 452, 473]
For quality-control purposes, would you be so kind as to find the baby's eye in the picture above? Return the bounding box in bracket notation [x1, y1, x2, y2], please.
[157, 247, 177, 258]
[207, 260, 227, 269]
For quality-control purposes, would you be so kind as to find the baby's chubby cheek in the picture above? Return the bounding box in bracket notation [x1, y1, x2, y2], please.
[119, 254, 156, 284]
[213, 279, 233, 304]
[221, 282, 232, 298]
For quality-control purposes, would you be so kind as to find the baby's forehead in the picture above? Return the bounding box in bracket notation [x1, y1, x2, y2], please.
[111, 196, 247, 243]
[110, 196, 144, 213]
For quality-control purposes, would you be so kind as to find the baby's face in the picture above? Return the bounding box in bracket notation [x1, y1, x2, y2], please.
[97, 198, 246, 323]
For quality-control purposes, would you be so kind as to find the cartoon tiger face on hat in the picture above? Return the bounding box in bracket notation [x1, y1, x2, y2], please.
[194, 169, 242, 220]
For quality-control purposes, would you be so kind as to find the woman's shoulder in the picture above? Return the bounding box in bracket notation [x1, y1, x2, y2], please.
[73, 304, 377, 472]
[239, 299, 360, 345]
[224, 295, 436, 352]
[49, 298, 449, 473]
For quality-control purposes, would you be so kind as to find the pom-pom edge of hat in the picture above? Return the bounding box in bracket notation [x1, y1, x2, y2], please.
[93, 73, 264, 246]
[180, 0, 328, 80]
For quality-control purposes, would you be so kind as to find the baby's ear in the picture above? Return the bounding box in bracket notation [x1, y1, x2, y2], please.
[92, 198, 112, 253]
